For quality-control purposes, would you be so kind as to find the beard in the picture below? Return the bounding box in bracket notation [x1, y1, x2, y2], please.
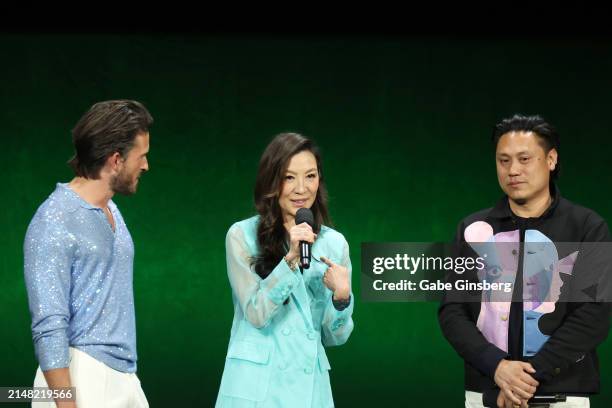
[111, 169, 138, 195]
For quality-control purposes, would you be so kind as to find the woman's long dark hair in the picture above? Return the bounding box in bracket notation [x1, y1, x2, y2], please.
[253, 133, 330, 279]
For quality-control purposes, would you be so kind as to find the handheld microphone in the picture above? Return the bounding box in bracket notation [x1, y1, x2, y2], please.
[295, 208, 314, 270]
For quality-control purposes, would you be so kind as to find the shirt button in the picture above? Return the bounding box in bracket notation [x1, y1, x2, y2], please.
[282, 327, 291, 336]
[501, 315, 508, 321]
[512, 249, 518, 256]
[554, 367, 561, 375]
[304, 367, 313, 375]
[307, 332, 316, 340]
[278, 362, 288, 370]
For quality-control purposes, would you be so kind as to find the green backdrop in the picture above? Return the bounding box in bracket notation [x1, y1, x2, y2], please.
[2, 34, 611, 406]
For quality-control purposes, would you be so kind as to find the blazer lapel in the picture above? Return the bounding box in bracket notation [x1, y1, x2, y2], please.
[291, 272, 314, 330]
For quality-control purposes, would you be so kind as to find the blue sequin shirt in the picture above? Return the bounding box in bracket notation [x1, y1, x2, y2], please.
[24, 183, 138, 373]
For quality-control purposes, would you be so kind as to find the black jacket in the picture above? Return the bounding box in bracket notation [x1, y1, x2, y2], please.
[438, 186, 611, 407]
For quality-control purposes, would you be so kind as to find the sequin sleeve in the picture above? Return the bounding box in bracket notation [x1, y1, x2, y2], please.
[321, 238, 354, 346]
[24, 215, 75, 371]
[226, 223, 300, 329]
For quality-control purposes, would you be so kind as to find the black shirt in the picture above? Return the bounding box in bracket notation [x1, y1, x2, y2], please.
[438, 185, 611, 407]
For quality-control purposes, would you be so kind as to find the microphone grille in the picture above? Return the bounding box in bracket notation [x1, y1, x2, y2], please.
[295, 208, 314, 227]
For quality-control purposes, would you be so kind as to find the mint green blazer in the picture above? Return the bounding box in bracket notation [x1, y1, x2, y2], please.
[216, 216, 354, 408]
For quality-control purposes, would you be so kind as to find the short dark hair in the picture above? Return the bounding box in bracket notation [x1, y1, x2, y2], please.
[68, 100, 153, 179]
[492, 114, 560, 180]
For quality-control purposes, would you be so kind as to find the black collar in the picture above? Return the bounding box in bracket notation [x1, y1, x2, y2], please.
[489, 183, 561, 221]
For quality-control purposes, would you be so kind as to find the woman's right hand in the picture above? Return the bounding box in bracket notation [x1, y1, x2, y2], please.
[286, 222, 317, 262]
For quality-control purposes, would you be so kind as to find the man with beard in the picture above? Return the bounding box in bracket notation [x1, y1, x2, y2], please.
[24, 100, 152, 408]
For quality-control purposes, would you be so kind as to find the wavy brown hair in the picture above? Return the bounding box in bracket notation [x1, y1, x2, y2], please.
[253, 133, 330, 279]
[68, 100, 153, 179]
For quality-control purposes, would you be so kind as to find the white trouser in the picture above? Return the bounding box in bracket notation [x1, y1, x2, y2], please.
[32, 347, 149, 408]
[465, 391, 589, 408]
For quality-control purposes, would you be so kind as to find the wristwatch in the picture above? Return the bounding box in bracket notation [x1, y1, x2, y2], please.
[332, 295, 351, 311]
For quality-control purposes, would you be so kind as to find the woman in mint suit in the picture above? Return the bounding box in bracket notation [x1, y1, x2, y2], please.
[216, 133, 354, 408]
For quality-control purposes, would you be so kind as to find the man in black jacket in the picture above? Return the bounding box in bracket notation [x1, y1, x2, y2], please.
[438, 114, 611, 407]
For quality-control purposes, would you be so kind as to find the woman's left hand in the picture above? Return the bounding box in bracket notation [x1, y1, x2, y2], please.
[321, 256, 350, 301]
